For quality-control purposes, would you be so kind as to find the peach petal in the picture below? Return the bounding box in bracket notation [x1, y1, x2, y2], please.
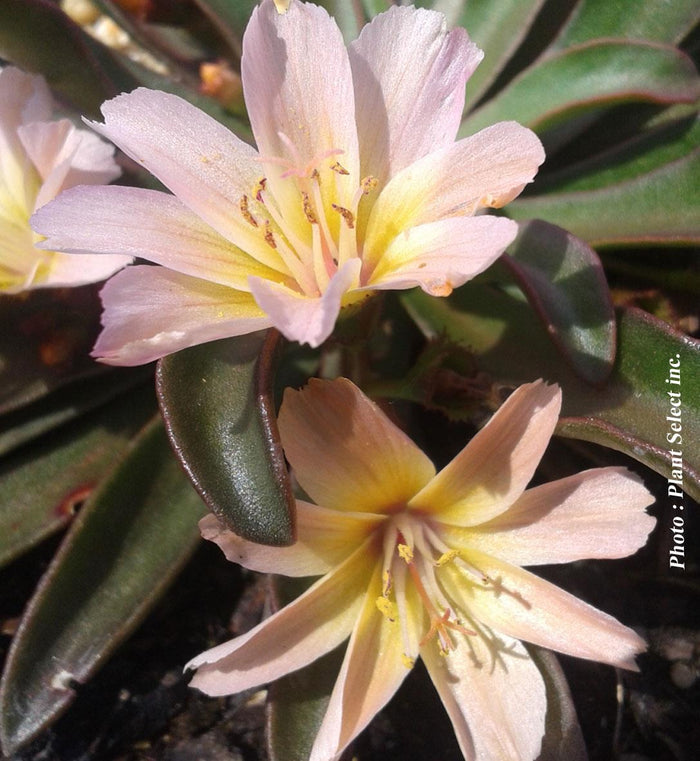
[278, 377, 435, 514]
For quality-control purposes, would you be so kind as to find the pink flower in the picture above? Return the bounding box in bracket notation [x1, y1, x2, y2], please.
[187, 378, 655, 761]
[32, 0, 544, 365]
[0, 67, 129, 293]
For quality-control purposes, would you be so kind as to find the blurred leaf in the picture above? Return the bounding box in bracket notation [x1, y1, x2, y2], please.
[501, 220, 615, 385]
[193, 0, 257, 54]
[403, 287, 700, 500]
[507, 138, 700, 246]
[552, 0, 700, 48]
[0, 368, 150, 457]
[530, 647, 588, 761]
[0, 287, 105, 415]
[0, 0, 139, 116]
[0, 384, 155, 569]
[461, 40, 700, 140]
[156, 331, 295, 546]
[0, 417, 204, 755]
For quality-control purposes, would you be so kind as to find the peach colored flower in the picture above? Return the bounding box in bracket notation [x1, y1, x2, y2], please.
[0, 67, 129, 293]
[187, 378, 655, 761]
[32, 0, 544, 364]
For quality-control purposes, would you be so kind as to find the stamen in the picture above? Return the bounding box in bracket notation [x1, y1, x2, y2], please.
[254, 177, 267, 203]
[330, 160, 350, 176]
[360, 176, 378, 194]
[332, 204, 355, 229]
[263, 221, 277, 249]
[376, 596, 398, 622]
[302, 192, 318, 224]
[239, 195, 258, 227]
[398, 544, 413, 563]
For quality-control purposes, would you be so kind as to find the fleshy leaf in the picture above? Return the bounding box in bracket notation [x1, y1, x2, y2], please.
[403, 286, 700, 500]
[507, 116, 700, 245]
[461, 40, 700, 140]
[0, 384, 155, 568]
[156, 331, 295, 546]
[529, 647, 588, 761]
[448, 0, 547, 105]
[0, 417, 204, 755]
[500, 220, 615, 385]
[552, 0, 700, 48]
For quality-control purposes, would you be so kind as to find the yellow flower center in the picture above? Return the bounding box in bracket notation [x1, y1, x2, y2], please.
[238, 147, 377, 297]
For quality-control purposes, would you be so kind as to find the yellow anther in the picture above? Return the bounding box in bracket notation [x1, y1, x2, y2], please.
[239, 195, 258, 227]
[263, 220, 277, 249]
[376, 596, 398, 622]
[436, 549, 459, 567]
[360, 176, 378, 194]
[302, 192, 318, 224]
[329, 160, 349, 175]
[401, 654, 415, 669]
[398, 544, 413, 563]
[332, 203, 355, 229]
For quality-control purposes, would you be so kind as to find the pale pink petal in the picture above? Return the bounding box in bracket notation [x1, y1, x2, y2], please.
[366, 216, 518, 296]
[37, 251, 131, 289]
[363, 122, 545, 268]
[88, 88, 274, 264]
[187, 539, 376, 696]
[18, 119, 119, 208]
[199, 503, 384, 577]
[410, 381, 561, 526]
[349, 5, 482, 187]
[445, 551, 647, 669]
[443, 467, 655, 565]
[248, 258, 361, 347]
[32, 185, 286, 288]
[310, 565, 422, 761]
[278, 377, 435, 514]
[93, 266, 270, 365]
[422, 633, 545, 761]
[242, 0, 359, 187]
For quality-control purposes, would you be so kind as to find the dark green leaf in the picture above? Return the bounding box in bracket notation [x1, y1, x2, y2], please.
[552, 0, 700, 48]
[0, 417, 204, 755]
[0, 384, 155, 568]
[501, 220, 615, 385]
[156, 331, 295, 546]
[461, 40, 700, 140]
[403, 287, 700, 500]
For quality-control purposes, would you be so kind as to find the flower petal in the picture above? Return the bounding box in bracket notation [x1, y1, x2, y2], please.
[187, 537, 377, 696]
[93, 266, 270, 365]
[18, 119, 119, 208]
[444, 467, 656, 565]
[242, 0, 359, 183]
[248, 257, 361, 347]
[410, 381, 561, 526]
[349, 5, 482, 187]
[367, 215, 518, 296]
[87, 88, 275, 265]
[446, 550, 647, 669]
[310, 564, 422, 761]
[279, 377, 435, 514]
[422, 633, 545, 761]
[363, 121, 545, 268]
[199, 503, 384, 577]
[32, 185, 286, 288]
[36, 251, 132, 289]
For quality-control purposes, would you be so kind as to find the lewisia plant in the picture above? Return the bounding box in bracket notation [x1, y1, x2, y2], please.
[32, 0, 544, 365]
[0, 67, 129, 293]
[187, 378, 656, 761]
